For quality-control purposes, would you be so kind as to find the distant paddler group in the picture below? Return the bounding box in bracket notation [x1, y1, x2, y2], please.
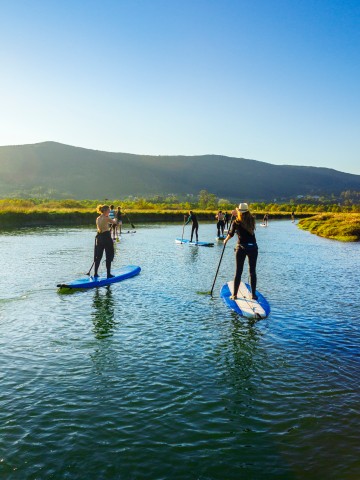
[179, 203, 259, 300]
[108, 204, 123, 240]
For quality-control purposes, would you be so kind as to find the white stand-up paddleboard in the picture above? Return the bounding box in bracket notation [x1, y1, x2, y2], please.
[220, 280, 270, 319]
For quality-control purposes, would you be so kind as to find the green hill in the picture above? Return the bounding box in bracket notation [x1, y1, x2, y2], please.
[0, 141, 359, 200]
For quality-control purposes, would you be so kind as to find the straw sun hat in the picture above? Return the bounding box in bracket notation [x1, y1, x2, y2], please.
[237, 202, 249, 212]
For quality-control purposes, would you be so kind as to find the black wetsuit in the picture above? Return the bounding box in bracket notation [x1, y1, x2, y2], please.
[228, 220, 258, 297]
[94, 231, 114, 276]
[186, 213, 199, 242]
[116, 210, 122, 223]
[224, 213, 231, 229]
[217, 215, 225, 236]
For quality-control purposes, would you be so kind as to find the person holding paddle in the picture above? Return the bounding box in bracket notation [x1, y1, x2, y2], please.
[215, 210, 225, 237]
[116, 206, 123, 237]
[94, 204, 117, 278]
[224, 203, 258, 300]
[263, 212, 269, 226]
[185, 210, 199, 242]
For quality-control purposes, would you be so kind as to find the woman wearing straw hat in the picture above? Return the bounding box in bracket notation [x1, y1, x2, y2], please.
[224, 202, 258, 300]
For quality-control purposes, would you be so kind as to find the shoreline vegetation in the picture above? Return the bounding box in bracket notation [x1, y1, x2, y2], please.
[298, 213, 360, 242]
[0, 198, 359, 241]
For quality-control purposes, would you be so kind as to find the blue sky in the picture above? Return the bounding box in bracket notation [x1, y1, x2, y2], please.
[0, 0, 359, 174]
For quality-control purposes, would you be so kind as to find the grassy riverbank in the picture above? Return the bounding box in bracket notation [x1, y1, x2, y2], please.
[0, 209, 313, 228]
[298, 213, 360, 242]
[0, 198, 358, 229]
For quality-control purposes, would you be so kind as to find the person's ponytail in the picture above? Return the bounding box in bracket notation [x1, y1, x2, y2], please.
[97, 204, 109, 214]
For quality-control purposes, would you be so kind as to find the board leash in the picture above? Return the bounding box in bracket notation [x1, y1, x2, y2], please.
[237, 281, 261, 319]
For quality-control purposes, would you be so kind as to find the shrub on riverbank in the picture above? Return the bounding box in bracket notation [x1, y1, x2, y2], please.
[298, 213, 360, 242]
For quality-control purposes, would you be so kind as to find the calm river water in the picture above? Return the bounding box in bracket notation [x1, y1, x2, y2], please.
[0, 221, 359, 479]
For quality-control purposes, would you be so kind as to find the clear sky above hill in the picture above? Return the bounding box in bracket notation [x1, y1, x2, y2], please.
[0, 0, 359, 174]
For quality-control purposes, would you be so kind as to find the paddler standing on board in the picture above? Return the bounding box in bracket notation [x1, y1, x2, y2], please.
[94, 205, 117, 278]
[185, 210, 199, 243]
[224, 203, 258, 300]
[116, 206, 123, 237]
[109, 204, 116, 240]
[215, 210, 225, 237]
[224, 211, 231, 230]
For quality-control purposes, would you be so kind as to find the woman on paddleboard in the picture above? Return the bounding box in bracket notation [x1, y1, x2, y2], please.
[224, 203, 258, 300]
[94, 205, 117, 278]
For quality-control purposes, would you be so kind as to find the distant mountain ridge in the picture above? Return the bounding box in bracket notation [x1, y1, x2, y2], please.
[0, 141, 359, 201]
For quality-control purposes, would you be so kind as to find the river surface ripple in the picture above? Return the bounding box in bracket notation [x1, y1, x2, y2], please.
[0, 221, 359, 479]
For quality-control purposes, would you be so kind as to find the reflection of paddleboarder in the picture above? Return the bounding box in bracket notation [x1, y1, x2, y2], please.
[92, 287, 116, 339]
[224, 202, 258, 301]
[185, 210, 199, 242]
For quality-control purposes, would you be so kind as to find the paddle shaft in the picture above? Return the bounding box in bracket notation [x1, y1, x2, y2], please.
[125, 213, 136, 229]
[86, 236, 97, 275]
[181, 215, 186, 243]
[210, 242, 227, 296]
[210, 215, 234, 296]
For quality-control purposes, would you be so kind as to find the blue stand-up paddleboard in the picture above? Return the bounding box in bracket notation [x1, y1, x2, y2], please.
[220, 280, 270, 319]
[175, 238, 214, 247]
[216, 235, 226, 241]
[57, 265, 141, 290]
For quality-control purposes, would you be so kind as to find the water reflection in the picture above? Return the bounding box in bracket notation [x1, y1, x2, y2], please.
[219, 315, 263, 397]
[230, 317, 261, 370]
[189, 246, 199, 262]
[91, 287, 117, 339]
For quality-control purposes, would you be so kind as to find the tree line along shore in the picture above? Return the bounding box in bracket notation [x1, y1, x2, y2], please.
[0, 198, 359, 241]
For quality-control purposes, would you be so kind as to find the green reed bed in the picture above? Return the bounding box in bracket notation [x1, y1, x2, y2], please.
[298, 213, 360, 242]
[0, 198, 349, 228]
